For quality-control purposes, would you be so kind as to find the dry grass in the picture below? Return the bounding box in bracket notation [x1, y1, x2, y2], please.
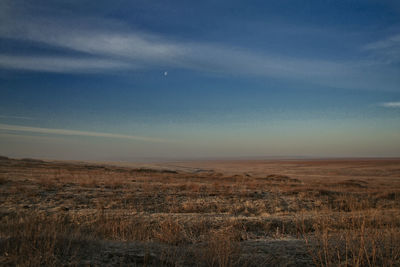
[300, 207, 400, 267]
[0, 212, 88, 266]
[1, 157, 400, 266]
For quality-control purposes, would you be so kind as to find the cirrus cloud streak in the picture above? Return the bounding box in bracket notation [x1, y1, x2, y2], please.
[0, 123, 172, 143]
[0, 5, 399, 91]
[379, 102, 400, 108]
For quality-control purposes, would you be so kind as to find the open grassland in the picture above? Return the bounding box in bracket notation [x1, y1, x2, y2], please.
[1, 156, 400, 266]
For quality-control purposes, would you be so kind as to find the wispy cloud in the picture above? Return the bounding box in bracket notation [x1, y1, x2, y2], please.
[379, 102, 400, 108]
[0, 6, 399, 90]
[364, 34, 400, 51]
[1, 19, 347, 77]
[0, 55, 131, 73]
[363, 34, 400, 64]
[0, 115, 35, 120]
[0, 14, 186, 72]
[0, 124, 171, 143]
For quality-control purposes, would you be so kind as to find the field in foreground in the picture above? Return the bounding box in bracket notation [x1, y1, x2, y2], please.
[1, 157, 400, 266]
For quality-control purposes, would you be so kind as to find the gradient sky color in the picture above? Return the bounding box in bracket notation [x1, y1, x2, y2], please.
[1, 0, 400, 160]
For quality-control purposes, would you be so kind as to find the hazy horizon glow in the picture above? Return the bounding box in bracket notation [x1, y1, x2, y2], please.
[1, 0, 400, 160]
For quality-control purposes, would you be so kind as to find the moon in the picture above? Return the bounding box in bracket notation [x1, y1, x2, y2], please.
[164, 71, 168, 76]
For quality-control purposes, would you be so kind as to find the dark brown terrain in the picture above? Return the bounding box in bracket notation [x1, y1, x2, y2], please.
[1, 156, 400, 266]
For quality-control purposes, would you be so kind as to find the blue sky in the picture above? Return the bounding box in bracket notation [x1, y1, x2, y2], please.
[1, 0, 400, 160]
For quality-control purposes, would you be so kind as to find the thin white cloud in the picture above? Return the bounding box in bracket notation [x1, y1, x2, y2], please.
[363, 34, 400, 64]
[379, 102, 400, 108]
[0, 115, 35, 120]
[364, 34, 400, 50]
[0, 15, 185, 67]
[0, 123, 171, 143]
[0, 16, 352, 78]
[0, 9, 399, 90]
[0, 55, 131, 73]
[0, 23, 365, 86]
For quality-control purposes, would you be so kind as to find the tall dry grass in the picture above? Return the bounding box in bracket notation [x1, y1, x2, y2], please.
[298, 193, 400, 267]
[0, 212, 86, 266]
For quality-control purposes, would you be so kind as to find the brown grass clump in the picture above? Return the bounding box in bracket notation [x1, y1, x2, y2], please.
[155, 218, 187, 245]
[0, 213, 85, 266]
[263, 174, 302, 183]
[301, 208, 400, 267]
[196, 227, 242, 267]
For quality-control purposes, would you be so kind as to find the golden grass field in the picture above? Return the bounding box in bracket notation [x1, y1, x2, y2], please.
[1, 156, 400, 266]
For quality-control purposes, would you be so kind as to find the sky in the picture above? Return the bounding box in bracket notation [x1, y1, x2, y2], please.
[1, 0, 400, 160]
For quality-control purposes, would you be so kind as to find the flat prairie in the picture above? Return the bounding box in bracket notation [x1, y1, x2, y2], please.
[1, 156, 400, 266]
